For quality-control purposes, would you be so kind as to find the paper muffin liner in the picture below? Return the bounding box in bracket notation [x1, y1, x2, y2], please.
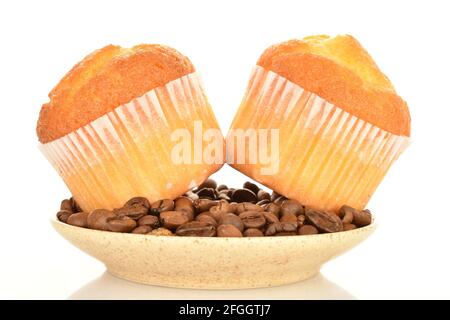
[227, 65, 410, 212]
[40, 72, 223, 212]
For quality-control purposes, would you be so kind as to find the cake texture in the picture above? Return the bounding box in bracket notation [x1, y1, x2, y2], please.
[38, 44, 223, 211]
[227, 35, 410, 212]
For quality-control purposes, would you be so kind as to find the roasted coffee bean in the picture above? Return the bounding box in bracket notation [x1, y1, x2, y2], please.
[150, 199, 175, 215]
[343, 223, 357, 231]
[280, 213, 298, 225]
[338, 205, 354, 224]
[217, 193, 231, 201]
[270, 191, 282, 202]
[195, 213, 218, 227]
[256, 199, 270, 206]
[87, 209, 116, 231]
[138, 215, 160, 228]
[132, 225, 152, 234]
[232, 188, 257, 203]
[114, 204, 147, 220]
[209, 200, 231, 220]
[219, 213, 244, 232]
[265, 222, 298, 236]
[57, 210, 72, 223]
[243, 228, 264, 237]
[228, 202, 238, 214]
[226, 188, 235, 198]
[148, 227, 174, 236]
[107, 216, 137, 233]
[305, 209, 343, 233]
[67, 212, 88, 228]
[185, 190, 199, 201]
[280, 200, 304, 216]
[235, 202, 263, 214]
[160, 211, 191, 230]
[263, 202, 281, 217]
[298, 225, 319, 235]
[70, 197, 82, 212]
[124, 197, 150, 209]
[216, 184, 228, 191]
[175, 197, 195, 219]
[273, 196, 287, 205]
[197, 178, 217, 190]
[176, 221, 216, 237]
[353, 209, 372, 227]
[217, 224, 243, 237]
[60, 199, 73, 212]
[297, 214, 306, 227]
[257, 190, 270, 201]
[193, 199, 218, 212]
[239, 211, 266, 229]
[196, 188, 216, 199]
[243, 181, 260, 195]
[275, 232, 297, 236]
[263, 211, 279, 224]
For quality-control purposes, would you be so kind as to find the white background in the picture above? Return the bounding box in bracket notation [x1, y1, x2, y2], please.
[0, 0, 449, 299]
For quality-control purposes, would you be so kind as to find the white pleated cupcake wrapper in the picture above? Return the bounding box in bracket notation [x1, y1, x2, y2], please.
[228, 65, 410, 211]
[40, 72, 222, 211]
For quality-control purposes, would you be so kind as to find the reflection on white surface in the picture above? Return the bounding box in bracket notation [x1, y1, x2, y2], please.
[69, 271, 354, 300]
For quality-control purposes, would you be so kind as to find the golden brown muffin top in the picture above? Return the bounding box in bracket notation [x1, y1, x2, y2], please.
[257, 35, 410, 136]
[37, 44, 195, 143]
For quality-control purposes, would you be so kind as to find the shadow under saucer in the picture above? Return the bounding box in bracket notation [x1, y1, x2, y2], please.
[69, 271, 354, 300]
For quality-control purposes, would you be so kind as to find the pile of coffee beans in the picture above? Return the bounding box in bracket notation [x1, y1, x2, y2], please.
[57, 179, 372, 237]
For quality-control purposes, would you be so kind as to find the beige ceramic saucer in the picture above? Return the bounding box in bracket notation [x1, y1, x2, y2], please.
[51, 217, 375, 289]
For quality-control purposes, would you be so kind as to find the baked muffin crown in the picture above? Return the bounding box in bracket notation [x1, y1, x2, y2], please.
[257, 35, 411, 136]
[37, 44, 195, 143]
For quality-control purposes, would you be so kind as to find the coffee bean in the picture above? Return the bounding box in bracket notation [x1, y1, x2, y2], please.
[70, 197, 82, 212]
[256, 199, 270, 206]
[265, 222, 298, 236]
[60, 199, 73, 212]
[228, 202, 238, 214]
[239, 211, 266, 229]
[280, 200, 304, 216]
[175, 197, 195, 219]
[298, 225, 319, 235]
[263, 211, 279, 224]
[270, 191, 282, 202]
[132, 225, 152, 234]
[176, 221, 216, 237]
[107, 216, 137, 233]
[243, 228, 264, 237]
[124, 197, 150, 209]
[257, 190, 270, 201]
[197, 178, 217, 190]
[148, 227, 174, 236]
[138, 215, 160, 228]
[87, 209, 116, 231]
[273, 196, 287, 205]
[193, 199, 218, 213]
[226, 188, 235, 198]
[209, 200, 231, 221]
[343, 223, 357, 231]
[297, 215, 306, 227]
[216, 184, 228, 191]
[217, 224, 243, 237]
[160, 211, 191, 230]
[305, 209, 343, 233]
[195, 213, 218, 227]
[338, 205, 355, 224]
[275, 232, 297, 236]
[185, 190, 199, 201]
[113, 204, 147, 220]
[57, 210, 72, 223]
[150, 199, 175, 215]
[67, 212, 88, 228]
[196, 188, 216, 199]
[217, 193, 231, 201]
[219, 213, 244, 232]
[232, 188, 257, 203]
[353, 209, 372, 227]
[263, 203, 281, 217]
[280, 213, 298, 225]
[243, 181, 260, 195]
[235, 202, 263, 214]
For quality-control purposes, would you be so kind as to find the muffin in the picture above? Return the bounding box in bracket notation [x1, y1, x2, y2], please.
[227, 35, 410, 212]
[38, 44, 223, 212]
